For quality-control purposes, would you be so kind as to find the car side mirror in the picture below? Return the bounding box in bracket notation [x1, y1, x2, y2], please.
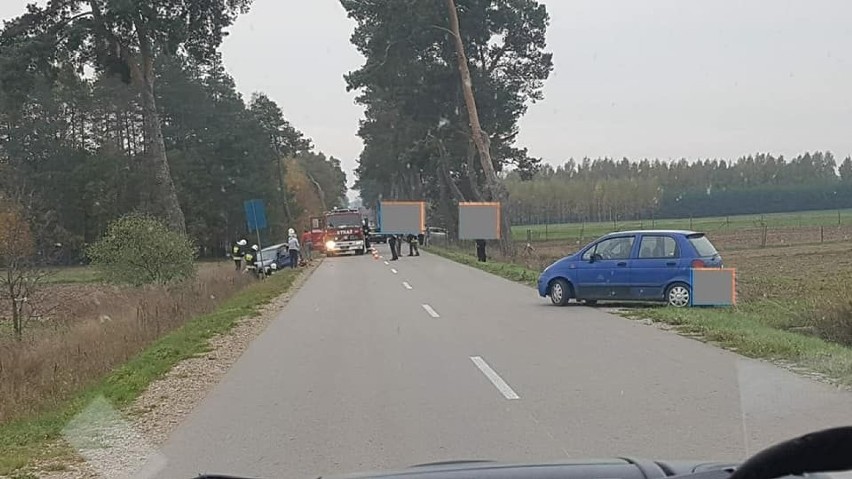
[589, 253, 602, 263]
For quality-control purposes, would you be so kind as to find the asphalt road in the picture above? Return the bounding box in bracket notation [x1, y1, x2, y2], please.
[153, 245, 852, 479]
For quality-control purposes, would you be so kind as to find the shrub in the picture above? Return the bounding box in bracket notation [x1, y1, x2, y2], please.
[88, 214, 197, 286]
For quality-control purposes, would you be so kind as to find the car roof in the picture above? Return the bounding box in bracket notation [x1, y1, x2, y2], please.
[603, 229, 702, 236]
[261, 243, 286, 251]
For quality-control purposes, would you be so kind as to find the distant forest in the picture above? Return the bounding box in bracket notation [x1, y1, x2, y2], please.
[505, 151, 852, 225]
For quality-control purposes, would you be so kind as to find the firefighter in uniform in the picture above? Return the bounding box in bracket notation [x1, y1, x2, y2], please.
[232, 239, 247, 270]
[363, 219, 371, 250]
[407, 233, 420, 256]
[244, 244, 259, 274]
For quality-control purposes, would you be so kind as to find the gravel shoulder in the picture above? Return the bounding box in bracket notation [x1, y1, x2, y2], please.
[29, 260, 321, 479]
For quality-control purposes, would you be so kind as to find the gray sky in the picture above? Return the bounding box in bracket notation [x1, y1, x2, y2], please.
[3, 1, 851, 200]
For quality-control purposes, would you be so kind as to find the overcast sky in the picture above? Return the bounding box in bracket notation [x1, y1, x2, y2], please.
[3, 1, 851, 200]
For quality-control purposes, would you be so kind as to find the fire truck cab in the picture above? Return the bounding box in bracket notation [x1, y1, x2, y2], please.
[316, 208, 367, 256]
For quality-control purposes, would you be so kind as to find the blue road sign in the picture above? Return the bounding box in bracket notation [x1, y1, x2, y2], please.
[244, 199, 268, 233]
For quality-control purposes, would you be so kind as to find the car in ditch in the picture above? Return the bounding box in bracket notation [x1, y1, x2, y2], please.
[253, 243, 290, 274]
[537, 230, 723, 307]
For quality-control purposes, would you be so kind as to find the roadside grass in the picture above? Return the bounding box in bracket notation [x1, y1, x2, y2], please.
[9, 262, 233, 286]
[427, 245, 539, 286]
[0, 269, 301, 475]
[514, 208, 852, 241]
[629, 305, 852, 386]
[426, 243, 852, 387]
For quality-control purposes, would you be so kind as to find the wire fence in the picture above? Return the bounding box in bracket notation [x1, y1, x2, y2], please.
[513, 209, 852, 250]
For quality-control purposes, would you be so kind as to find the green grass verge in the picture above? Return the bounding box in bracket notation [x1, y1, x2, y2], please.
[632, 306, 852, 386]
[44, 266, 103, 284]
[428, 245, 852, 387]
[426, 245, 540, 286]
[513, 208, 852, 241]
[0, 269, 301, 475]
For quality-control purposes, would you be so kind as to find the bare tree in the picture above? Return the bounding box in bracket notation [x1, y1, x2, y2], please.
[0, 198, 54, 341]
[445, 0, 514, 254]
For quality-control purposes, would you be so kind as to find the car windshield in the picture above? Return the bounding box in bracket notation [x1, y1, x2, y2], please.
[3, 1, 852, 479]
[688, 234, 718, 257]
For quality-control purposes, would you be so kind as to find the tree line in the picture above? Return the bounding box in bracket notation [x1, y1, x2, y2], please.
[0, 0, 347, 262]
[342, 0, 553, 238]
[505, 152, 852, 225]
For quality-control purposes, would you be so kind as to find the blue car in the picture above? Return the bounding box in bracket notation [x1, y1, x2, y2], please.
[537, 230, 723, 308]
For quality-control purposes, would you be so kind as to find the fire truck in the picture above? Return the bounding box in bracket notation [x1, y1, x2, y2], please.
[309, 208, 367, 256]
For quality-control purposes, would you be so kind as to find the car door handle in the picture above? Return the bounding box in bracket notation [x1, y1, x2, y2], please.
[666, 261, 676, 266]
[617, 262, 627, 267]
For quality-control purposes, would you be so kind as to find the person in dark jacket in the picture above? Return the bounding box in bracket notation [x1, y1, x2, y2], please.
[232, 239, 247, 270]
[362, 219, 371, 250]
[244, 244, 259, 275]
[396, 235, 404, 257]
[407, 234, 420, 256]
[388, 234, 399, 261]
[475, 239, 487, 262]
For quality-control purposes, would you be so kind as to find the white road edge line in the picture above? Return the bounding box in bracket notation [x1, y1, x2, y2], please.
[470, 356, 520, 400]
[402, 282, 413, 290]
[391, 268, 398, 274]
[421, 304, 440, 318]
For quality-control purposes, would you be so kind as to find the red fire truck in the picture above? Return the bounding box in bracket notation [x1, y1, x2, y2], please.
[309, 208, 367, 256]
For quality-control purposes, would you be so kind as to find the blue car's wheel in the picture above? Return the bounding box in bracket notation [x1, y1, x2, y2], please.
[549, 279, 571, 306]
[666, 282, 691, 308]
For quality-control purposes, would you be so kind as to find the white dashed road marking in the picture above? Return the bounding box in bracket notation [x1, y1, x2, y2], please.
[391, 268, 398, 274]
[402, 282, 413, 290]
[421, 304, 440, 318]
[384, 261, 389, 265]
[470, 356, 520, 400]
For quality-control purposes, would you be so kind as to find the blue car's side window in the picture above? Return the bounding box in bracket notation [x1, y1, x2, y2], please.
[586, 236, 635, 261]
[637, 236, 679, 259]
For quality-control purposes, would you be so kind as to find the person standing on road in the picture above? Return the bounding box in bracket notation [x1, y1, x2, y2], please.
[288, 233, 301, 268]
[388, 234, 399, 261]
[475, 239, 487, 262]
[363, 218, 371, 250]
[301, 229, 312, 262]
[407, 234, 420, 256]
[396, 234, 404, 258]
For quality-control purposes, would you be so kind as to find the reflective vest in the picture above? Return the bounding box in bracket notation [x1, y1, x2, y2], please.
[232, 245, 241, 256]
[244, 252, 254, 263]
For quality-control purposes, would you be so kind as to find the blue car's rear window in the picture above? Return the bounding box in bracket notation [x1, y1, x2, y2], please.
[687, 234, 718, 257]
